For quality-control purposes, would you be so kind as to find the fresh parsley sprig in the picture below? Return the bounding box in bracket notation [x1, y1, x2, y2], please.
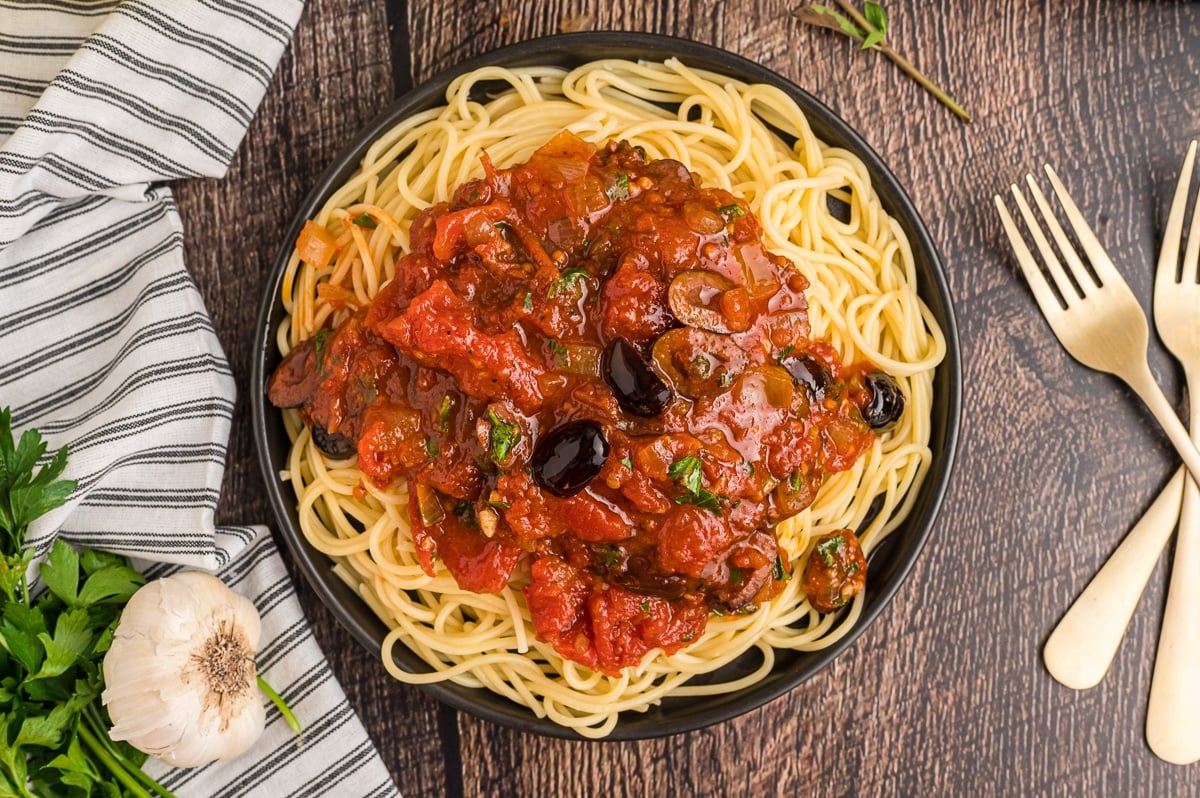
[792, 1, 971, 122]
[0, 408, 175, 798]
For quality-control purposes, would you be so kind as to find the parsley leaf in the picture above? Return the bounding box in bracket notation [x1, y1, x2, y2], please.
[0, 409, 174, 797]
[667, 455, 703, 494]
[792, 2, 970, 122]
[667, 455, 724, 515]
[488, 410, 521, 464]
[606, 172, 630, 201]
[546, 266, 590, 299]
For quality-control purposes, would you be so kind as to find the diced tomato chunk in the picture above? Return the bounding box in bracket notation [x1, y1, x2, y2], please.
[525, 555, 707, 676]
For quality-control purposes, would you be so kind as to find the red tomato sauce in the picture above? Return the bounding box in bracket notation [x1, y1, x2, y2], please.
[269, 131, 882, 675]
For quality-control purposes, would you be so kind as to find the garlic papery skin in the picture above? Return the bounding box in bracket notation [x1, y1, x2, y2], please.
[102, 571, 265, 768]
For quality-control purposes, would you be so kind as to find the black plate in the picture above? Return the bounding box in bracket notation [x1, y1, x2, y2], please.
[251, 31, 962, 740]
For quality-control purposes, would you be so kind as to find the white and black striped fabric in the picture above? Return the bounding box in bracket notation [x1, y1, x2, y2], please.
[1, 1, 400, 795]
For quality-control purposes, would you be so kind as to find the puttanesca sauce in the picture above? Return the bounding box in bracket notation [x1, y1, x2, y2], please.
[269, 131, 900, 675]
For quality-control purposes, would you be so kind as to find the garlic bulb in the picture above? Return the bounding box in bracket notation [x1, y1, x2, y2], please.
[102, 571, 265, 768]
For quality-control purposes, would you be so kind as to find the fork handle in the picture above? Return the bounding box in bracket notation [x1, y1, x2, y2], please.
[1146, 374, 1200, 764]
[1043, 470, 1185, 690]
[1125, 365, 1200, 483]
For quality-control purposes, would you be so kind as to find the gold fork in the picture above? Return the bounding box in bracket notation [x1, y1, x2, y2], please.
[1040, 144, 1197, 698]
[1146, 140, 1200, 765]
[993, 166, 1200, 485]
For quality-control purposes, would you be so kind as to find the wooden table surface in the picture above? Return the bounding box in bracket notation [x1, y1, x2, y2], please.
[175, 1, 1200, 795]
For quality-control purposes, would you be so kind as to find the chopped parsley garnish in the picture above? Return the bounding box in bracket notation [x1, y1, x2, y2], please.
[546, 266, 590, 298]
[730, 567, 743, 585]
[640, 600, 650, 614]
[773, 555, 790, 582]
[620, 456, 634, 470]
[487, 410, 520, 464]
[668, 455, 724, 515]
[522, 291, 533, 311]
[352, 212, 377, 228]
[597, 544, 622, 568]
[667, 455, 703, 494]
[775, 344, 796, 361]
[546, 338, 570, 366]
[435, 395, 453, 432]
[816, 534, 845, 567]
[606, 172, 630, 201]
[718, 203, 745, 219]
[424, 435, 440, 458]
[487, 498, 512, 510]
[312, 327, 333, 371]
[788, 471, 803, 492]
[674, 490, 723, 514]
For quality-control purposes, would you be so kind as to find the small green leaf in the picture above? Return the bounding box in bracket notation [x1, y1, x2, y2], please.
[15, 703, 74, 749]
[817, 534, 845, 566]
[667, 455, 703, 495]
[30, 607, 92, 681]
[76, 564, 143, 606]
[864, 1, 888, 33]
[352, 212, 377, 229]
[546, 266, 590, 299]
[40, 540, 79, 606]
[488, 410, 521, 464]
[606, 172, 630, 201]
[1, 601, 47, 675]
[862, 30, 884, 49]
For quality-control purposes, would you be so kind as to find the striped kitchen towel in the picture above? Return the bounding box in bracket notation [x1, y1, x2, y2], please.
[1, 1, 400, 795]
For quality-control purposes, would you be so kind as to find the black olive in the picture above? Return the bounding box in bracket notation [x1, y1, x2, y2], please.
[532, 420, 610, 497]
[312, 426, 355, 458]
[781, 355, 833, 399]
[862, 371, 905, 430]
[602, 337, 672, 416]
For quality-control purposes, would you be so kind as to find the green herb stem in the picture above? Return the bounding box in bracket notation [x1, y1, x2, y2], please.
[78, 723, 155, 798]
[257, 675, 304, 741]
[831, 0, 971, 121]
[83, 707, 178, 798]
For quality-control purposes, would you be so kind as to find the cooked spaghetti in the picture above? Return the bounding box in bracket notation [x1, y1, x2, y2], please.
[268, 58, 945, 738]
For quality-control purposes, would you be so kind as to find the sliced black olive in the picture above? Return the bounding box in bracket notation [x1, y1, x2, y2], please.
[781, 355, 833, 399]
[603, 337, 672, 416]
[861, 371, 905, 430]
[532, 420, 610, 497]
[312, 426, 355, 459]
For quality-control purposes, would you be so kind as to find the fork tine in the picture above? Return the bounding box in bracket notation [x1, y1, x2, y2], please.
[1043, 164, 1126, 289]
[1159, 140, 1197, 285]
[1183, 142, 1200, 285]
[994, 194, 1065, 318]
[1023, 174, 1094, 299]
[1008, 183, 1079, 305]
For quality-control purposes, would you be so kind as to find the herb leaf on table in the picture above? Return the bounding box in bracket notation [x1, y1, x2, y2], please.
[792, 1, 972, 122]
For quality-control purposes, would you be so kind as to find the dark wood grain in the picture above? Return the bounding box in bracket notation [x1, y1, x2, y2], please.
[176, 0, 1200, 795]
